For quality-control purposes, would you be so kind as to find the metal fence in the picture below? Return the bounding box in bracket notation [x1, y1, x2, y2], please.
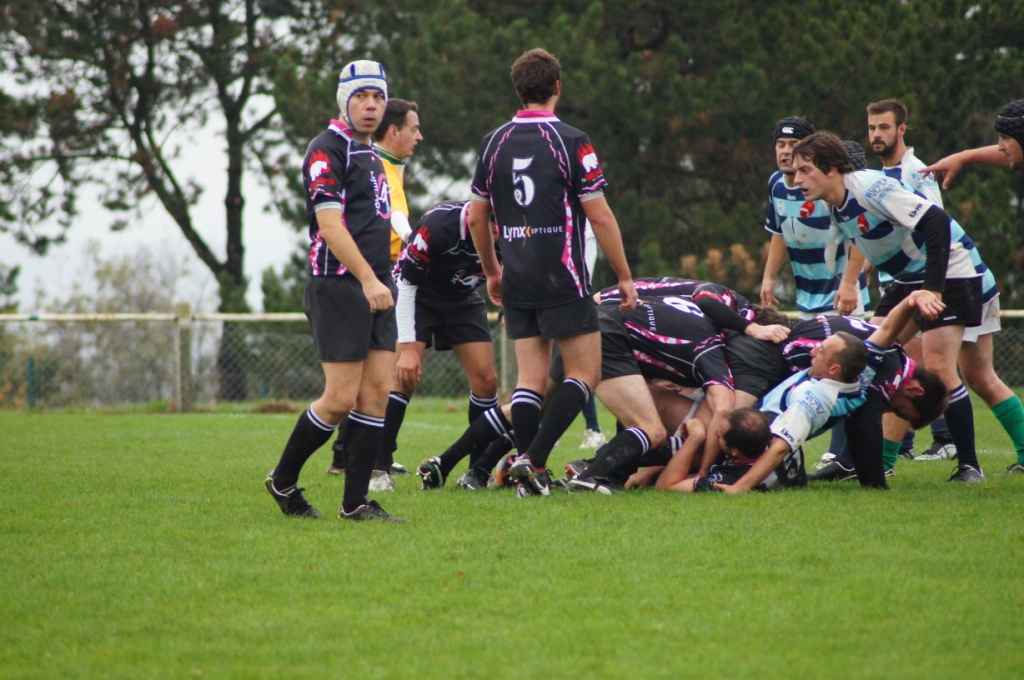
[1, 310, 1023, 411]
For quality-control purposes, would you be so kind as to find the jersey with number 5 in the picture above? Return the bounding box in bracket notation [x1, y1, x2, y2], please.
[470, 110, 607, 308]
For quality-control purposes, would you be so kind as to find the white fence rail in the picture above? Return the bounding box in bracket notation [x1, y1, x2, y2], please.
[1, 310, 1022, 411]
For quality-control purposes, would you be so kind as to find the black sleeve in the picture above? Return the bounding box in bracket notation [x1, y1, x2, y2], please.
[694, 296, 751, 333]
[916, 205, 951, 293]
[842, 391, 888, 489]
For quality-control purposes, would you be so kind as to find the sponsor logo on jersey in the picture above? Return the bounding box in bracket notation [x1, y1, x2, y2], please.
[802, 390, 827, 416]
[373, 171, 392, 220]
[908, 203, 923, 218]
[578, 143, 602, 181]
[857, 214, 870, 234]
[799, 201, 816, 219]
[502, 224, 562, 241]
[307, 150, 334, 193]
[865, 178, 894, 202]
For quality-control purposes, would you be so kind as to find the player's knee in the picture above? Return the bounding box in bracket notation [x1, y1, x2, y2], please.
[642, 422, 667, 448]
[468, 371, 498, 398]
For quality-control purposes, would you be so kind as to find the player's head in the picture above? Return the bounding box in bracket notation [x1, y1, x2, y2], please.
[773, 117, 815, 174]
[888, 366, 949, 429]
[809, 331, 867, 383]
[373, 99, 422, 158]
[791, 132, 853, 203]
[721, 407, 772, 460]
[792, 132, 854, 175]
[866, 99, 908, 159]
[843, 140, 868, 171]
[336, 60, 388, 133]
[511, 48, 561, 106]
[750, 303, 791, 327]
[995, 98, 1024, 170]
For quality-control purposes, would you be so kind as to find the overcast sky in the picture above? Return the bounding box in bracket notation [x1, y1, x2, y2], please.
[2, 123, 304, 313]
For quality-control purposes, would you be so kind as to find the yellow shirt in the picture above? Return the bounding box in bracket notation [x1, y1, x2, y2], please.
[380, 153, 408, 263]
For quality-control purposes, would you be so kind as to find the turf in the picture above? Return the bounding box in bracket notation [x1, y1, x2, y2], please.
[1, 398, 1022, 679]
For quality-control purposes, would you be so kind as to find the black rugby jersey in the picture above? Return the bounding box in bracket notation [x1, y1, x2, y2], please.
[603, 298, 734, 389]
[470, 110, 607, 308]
[782, 316, 911, 401]
[600, 277, 751, 316]
[395, 201, 485, 301]
[303, 119, 392, 278]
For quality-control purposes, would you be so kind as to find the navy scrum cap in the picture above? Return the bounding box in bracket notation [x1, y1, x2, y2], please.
[774, 117, 815, 142]
[994, 98, 1024, 151]
[843, 140, 868, 171]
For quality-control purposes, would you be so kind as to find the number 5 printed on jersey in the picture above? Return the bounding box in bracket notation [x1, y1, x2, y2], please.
[513, 157, 535, 207]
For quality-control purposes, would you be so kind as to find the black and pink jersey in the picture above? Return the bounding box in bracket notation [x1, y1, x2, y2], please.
[470, 110, 607, 308]
[604, 299, 734, 389]
[600, 277, 752, 317]
[394, 201, 485, 301]
[781, 315, 911, 401]
[303, 119, 392, 278]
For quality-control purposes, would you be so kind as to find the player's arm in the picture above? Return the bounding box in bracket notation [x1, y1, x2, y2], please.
[583, 196, 637, 311]
[868, 289, 943, 348]
[911, 206, 952, 318]
[655, 419, 707, 491]
[921, 146, 1011, 189]
[696, 384, 734, 477]
[835, 242, 865, 316]
[761, 235, 787, 308]
[317, 208, 393, 311]
[715, 436, 790, 493]
[694, 296, 790, 343]
[467, 198, 501, 307]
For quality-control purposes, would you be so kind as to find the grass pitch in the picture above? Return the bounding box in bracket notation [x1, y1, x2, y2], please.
[1, 397, 1023, 679]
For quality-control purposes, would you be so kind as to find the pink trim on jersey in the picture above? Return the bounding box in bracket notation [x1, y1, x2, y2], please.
[512, 109, 559, 123]
[632, 349, 686, 378]
[483, 126, 517, 201]
[560, 192, 584, 295]
[310, 235, 324, 275]
[624, 320, 695, 346]
[327, 118, 357, 141]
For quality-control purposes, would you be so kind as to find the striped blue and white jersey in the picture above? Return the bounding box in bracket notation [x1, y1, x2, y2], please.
[831, 171, 980, 284]
[764, 171, 867, 313]
[877, 148, 943, 286]
[759, 369, 862, 451]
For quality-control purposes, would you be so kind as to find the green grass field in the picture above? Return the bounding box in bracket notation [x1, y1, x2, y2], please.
[2, 398, 1023, 679]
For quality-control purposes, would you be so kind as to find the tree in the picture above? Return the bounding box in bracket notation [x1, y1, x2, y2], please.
[0, 0, 361, 398]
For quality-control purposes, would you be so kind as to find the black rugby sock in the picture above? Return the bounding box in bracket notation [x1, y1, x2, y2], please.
[342, 411, 385, 512]
[527, 379, 590, 469]
[578, 428, 652, 481]
[272, 406, 338, 489]
[330, 419, 349, 469]
[945, 385, 979, 469]
[469, 392, 498, 426]
[438, 406, 513, 476]
[510, 388, 543, 456]
[374, 392, 409, 471]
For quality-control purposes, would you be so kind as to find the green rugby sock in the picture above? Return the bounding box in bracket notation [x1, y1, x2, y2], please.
[991, 395, 1024, 464]
[882, 438, 901, 472]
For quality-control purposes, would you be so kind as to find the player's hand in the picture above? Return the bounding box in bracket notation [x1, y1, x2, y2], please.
[361, 278, 394, 313]
[618, 279, 638, 312]
[908, 289, 945, 320]
[680, 418, 705, 441]
[713, 482, 745, 494]
[486, 276, 503, 308]
[394, 344, 422, 389]
[834, 281, 859, 316]
[746, 322, 791, 343]
[760, 281, 779, 308]
[920, 155, 963, 190]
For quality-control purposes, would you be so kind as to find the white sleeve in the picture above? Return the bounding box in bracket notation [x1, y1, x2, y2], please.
[854, 173, 932, 229]
[396, 277, 418, 343]
[769, 383, 835, 450]
[391, 210, 412, 242]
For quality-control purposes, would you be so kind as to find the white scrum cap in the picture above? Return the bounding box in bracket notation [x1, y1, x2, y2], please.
[336, 60, 388, 126]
